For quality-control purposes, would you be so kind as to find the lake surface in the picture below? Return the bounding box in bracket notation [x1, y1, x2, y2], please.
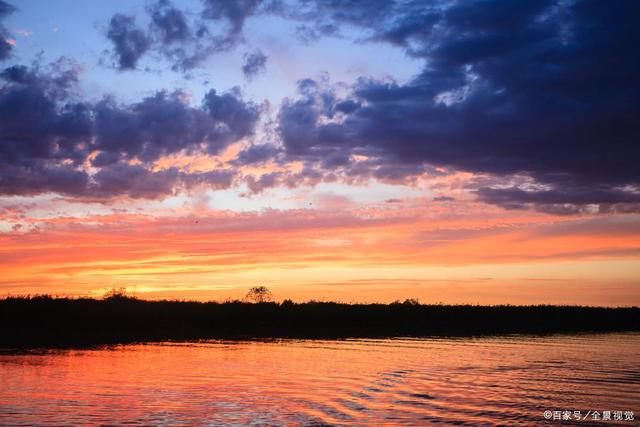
[0, 333, 638, 426]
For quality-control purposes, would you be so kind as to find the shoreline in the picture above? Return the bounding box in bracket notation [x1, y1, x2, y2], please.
[2, 296, 639, 348]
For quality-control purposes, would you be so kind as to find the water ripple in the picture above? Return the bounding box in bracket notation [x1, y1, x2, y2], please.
[0, 333, 638, 426]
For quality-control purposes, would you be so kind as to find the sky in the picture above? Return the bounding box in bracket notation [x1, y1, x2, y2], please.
[0, 0, 639, 304]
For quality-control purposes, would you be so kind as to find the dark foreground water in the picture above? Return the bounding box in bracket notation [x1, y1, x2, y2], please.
[0, 333, 638, 426]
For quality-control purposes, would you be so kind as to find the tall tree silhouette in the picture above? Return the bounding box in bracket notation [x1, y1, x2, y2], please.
[245, 286, 272, 303]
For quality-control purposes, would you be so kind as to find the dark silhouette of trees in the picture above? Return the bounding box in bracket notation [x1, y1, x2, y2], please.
[245, 286, 272, 303]
[1, 296, 639, 347]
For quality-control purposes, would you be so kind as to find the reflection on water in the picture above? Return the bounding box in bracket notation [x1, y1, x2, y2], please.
[0, 333, 638, 426]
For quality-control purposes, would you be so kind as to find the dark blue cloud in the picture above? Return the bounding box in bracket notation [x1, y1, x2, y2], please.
[94, 88, 259, 162]
[0, 64, 259, 199]
[288, 0, 394, 41]
[0, 65, 91, 166]
[106, 14, 151, 70]
[0, 1, 16, 61]
[148, 0, 191, 44]
[146, 0, 218, 71]
[234, 143, 281, 165]
[202, 88, 261, 143]
[0, 64, 92, 196]
[277, 0, 640, 212]
[106, 0, 273, 71]
[105, 0, 396, 70]
[5, 0, 640, 211]
[201, 0, 262, 36]
[242, 49, 267, 80]
[0, 1, 14, 17]
[93, 91, 218, 163]
[475, 187, 640, 215]
[91, 163, 233, 200]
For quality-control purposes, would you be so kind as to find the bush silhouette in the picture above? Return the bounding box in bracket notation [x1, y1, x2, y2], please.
[103, 287, 129, 300]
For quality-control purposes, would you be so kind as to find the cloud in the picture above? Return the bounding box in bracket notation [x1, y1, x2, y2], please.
[102, 0, 398, 70]
[305, 0, 394, 26]
[200, 0, 262, 36]
[0, 63, 260, 199]
[0, 1, 16, 61]
[242, 49, 267, 80]
[146, 0, 221, 71]
[202, 88, 261, 142]
[475, 187, 640, 215]
[234, 143, 281, 165]
[106, 14, 151, 70]
[0, 1, 14, 18]
[0, 64, 92, 197]
[0, 163, 90, 197]
[6, 0, 640, 214]
[275, 0, 640, 213]
[90, 162, 234, 199]
[94, 88, 259, 162]
[105, 0, 273, 71]
[148, 0, 191, 44]
[281, 0, 394, 43]
[244, 171, 280, 194]
[294, 24, 332, 45]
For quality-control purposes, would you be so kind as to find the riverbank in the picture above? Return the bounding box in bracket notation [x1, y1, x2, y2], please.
[1, 295, 638, 347]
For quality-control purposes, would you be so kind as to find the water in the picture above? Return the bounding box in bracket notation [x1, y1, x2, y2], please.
[0, 333, 638, 426]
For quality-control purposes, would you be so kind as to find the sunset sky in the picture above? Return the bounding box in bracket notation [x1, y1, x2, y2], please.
[0, 0, 638, 304]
